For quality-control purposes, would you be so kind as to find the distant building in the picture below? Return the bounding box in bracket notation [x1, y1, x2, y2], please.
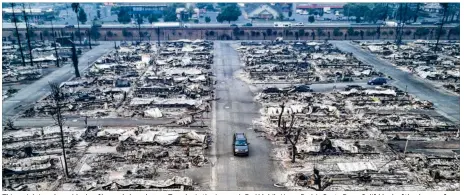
[423, 3, 442, 13]
[247, 4, 281, 20]
[112, 3, 168, 15]
[296, 3, 345, 14]
[2, 8, 55, 22]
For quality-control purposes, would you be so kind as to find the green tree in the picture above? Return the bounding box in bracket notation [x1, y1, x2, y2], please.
[90, 23, 101, 41]
[118, 7, 132, 24]
[308, 15, 315, 23]
[71, 3, 82, 44]
[148, 14, 159, 23]
[347, 27, 355, 36]
[106, 31, 113, 37]
[97, 9, 101, 19]
[288, 11, 292, 18]
[78, 8, 87, 24]
[197, 3, 215, 11]
[317, 28, 325, 36]
[333, 28, 342, 36]
[298, 29, 304, 36]
[163, 6, 178, 22]
[205, 16, 211, 23]
[216, 4, 241, 23]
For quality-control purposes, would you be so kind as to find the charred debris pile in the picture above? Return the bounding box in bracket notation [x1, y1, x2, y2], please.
[22, 40, 214, 127]
[357, 40, 460, 95]
[233, 41, 383, 84]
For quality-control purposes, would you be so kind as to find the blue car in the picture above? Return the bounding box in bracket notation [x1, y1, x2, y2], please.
[233, 133, 249, 156]
[368, 77, 388, 85]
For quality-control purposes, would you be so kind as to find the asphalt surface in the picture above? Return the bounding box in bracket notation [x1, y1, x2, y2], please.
[4, 22, 456, 29]
[332, 41, 460, 124]
[2, 42, 114, 121]
[210, 41, 279, 190]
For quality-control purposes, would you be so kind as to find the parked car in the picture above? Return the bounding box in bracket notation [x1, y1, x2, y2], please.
[294, 22, 304, 27]
[233, 133, 249, 156]
[65, 25, 75, 28]
[411, 22, 422, 25]
[367, 77, 388, 85]
[76, 93, 96, 101]
[230, 24, 238, 27]
[242, 23, 253, 27]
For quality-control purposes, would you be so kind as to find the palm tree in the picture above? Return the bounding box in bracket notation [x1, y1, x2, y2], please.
[71, 3, 82, 45]
[22, 3, 34, 67]
[11, 3, 26, 66]
[434, 3, 449, 53]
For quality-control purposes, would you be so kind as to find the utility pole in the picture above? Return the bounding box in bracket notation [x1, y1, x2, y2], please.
[11, 3, 26, 66]
[87, 30, 92, 49]
[22, 3, 35, 67]
[157, 26, 160, 47]
[51, 19, 60, 67]
[434, 3, 449, 53]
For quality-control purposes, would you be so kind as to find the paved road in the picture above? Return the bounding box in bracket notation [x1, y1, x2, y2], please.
[4, 22, 457, 29]
[12, 117, 210, 128]
[2, 43, 114, 121]
[210, 42, 279, 190]
[332, 41, 460, 124]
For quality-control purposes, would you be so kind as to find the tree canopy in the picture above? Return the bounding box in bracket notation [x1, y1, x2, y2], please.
[117, 7, 131, 24]
[216, 4, 241, 23]
[148, 14, 159, 23]
[78, 8, 87, 24]
[163, 6, 178, 22]
[308, 15, 315, 23]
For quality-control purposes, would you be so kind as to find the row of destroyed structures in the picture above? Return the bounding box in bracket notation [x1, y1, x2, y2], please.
[21, 40, 214, 127]
[233, 41, 459, 191]
[2, 125, 211, 191]
[3, 39, 216, 191]
[233, 40, 384, 84]
[357, 40, 460, 95]
[2, 41, 89, 100]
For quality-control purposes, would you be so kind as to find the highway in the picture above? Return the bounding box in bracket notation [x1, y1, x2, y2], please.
[2, 22, 458, 29]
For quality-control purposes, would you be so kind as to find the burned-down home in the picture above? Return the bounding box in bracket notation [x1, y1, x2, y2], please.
[358, 40, 460, 94]
[27, 43, 153, 118]
[2, 124, 210, 191]
[250, 82, 459, 190]
[118, 40, 214, 121]
[233, 41, 382, 84]
[2, 41, 87, 85]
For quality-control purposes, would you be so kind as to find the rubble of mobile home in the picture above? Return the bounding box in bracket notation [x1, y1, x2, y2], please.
[232, 40, 384, 84]
[2, 41, 89, 100]
[3, 40, 215, 191]
[22, 40, 214, 126]
[235, 41, 460, 191]
[356, 40, 460, 95]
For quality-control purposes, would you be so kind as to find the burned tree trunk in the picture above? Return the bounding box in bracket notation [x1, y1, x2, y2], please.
[71, 42, 80, 78]
[11, 3, 26, 66]
[277, 102, 285, 128]
[286, 113, 300, 163]
[48, 82, 70, 178]
[22, 3, 34, 67]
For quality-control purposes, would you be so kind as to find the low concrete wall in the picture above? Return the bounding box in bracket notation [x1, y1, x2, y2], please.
[3, 26, 459, 42]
